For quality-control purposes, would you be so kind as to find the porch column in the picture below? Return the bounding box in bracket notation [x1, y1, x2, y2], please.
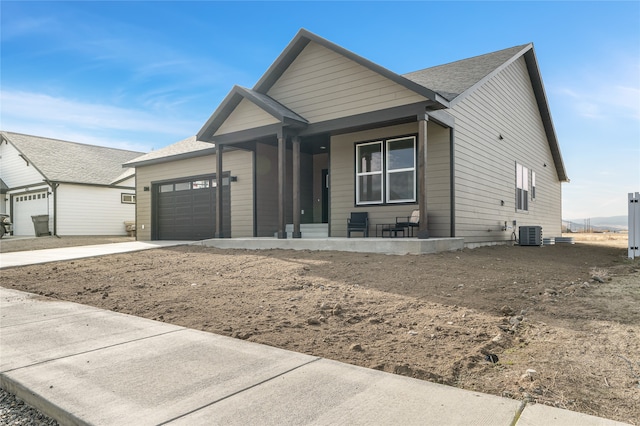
[277, 132, 287, 239]
[292, 136, 302, 238]
[417, 114, 429, 239]
[215, 143, 225, 238]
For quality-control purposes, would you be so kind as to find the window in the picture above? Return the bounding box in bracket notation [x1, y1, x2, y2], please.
[516, 163, 529, 211]
[192, 180, 209, 189]
[356, 141, 383, 204]
[531, 171, 536, 200]
[356, 136, 416, 205]
[121, 193, 136, 204]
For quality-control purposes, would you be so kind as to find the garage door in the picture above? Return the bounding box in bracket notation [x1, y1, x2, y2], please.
[153, 176, 230, 240]
[12, 191, 49, 236]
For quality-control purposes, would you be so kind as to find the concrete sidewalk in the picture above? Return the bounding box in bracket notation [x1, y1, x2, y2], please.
[0, 241, 192, 269]
[0, 288, 629, 425]
[0, 243, 630, 425]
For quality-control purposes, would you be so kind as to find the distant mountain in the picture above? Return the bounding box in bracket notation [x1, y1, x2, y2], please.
[563, 215, 628, 232]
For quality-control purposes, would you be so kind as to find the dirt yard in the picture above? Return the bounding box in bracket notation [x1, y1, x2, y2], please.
[1, 233, 638, 424]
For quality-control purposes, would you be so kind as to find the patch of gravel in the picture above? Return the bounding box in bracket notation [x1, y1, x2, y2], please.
[0, 388, 58, 426]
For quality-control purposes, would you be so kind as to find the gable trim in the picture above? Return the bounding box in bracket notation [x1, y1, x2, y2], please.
[254, 29, 450, 108]
[444, 44, 568, 182]
[524, 49, 568, 182]
[1, 132, 49, 181]
[447, 44, 532, 107]
[197, 86, 308, 141]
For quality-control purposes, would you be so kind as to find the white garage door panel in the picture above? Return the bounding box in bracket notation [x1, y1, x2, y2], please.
[13, 192, 49, 236]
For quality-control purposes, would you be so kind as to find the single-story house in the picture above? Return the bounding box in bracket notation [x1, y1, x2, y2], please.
[0, 131, 145, 236]
[125, 29, 568, 244]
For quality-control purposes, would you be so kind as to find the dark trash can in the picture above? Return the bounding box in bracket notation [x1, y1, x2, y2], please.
[31, 215, 51, 237]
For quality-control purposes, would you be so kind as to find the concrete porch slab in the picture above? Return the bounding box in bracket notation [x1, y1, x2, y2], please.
[196, 237, 464, 255]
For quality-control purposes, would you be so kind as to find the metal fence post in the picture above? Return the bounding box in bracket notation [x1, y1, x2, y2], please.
[629, 192, 640, 259]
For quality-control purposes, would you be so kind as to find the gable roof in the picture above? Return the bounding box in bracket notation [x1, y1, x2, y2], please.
[197, 86, 308, 141]
[403, 44, 530, 103]
[196, 29, 566, 182]
[253, 29, 450, 107]
[197, 29, 450, 141]
[406, 43, 567, 181]
[124, 135, 215, 168]
[0, 131, 144, 186]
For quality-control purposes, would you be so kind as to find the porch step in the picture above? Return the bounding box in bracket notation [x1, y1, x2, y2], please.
[285, 223, 328, 238]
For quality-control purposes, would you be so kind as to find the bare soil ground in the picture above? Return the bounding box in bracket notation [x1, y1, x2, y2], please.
[1, 233, 638, 424]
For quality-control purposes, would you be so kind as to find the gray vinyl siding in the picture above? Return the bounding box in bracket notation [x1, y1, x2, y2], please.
[330, 122, 451, 237]
[134, 150, 254, 240]
[267, 41, 427, 124]
[214, 98, 279, 136]
[449, 56, 562, 243]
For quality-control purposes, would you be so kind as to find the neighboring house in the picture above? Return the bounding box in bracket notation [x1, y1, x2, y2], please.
[0, 131, 145, 236]
[126, 29, 568, 244]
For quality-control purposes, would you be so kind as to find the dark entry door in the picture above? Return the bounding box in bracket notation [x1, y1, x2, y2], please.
[322, 169, 329, 223]
[153, 176, 230, 240]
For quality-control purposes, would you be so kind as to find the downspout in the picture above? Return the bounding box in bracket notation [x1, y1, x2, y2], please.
[449, 127, 456, 237]
[44, 179, 59, 236]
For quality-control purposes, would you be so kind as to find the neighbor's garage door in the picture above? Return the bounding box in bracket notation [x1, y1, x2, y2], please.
[12, 191, 49, 236]
[154, 176, 230, 240]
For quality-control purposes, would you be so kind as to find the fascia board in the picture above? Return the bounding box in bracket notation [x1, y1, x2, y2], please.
[253, 29, 448, 109]
[0, 132, 49, 182]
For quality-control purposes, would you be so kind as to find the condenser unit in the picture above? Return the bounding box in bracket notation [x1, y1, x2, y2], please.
[519, 226, 543, 246]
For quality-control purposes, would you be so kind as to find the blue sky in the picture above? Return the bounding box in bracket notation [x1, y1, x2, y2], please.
[1, 1, 638, 220]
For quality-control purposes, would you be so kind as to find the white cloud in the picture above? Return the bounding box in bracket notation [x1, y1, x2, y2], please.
[0, 90, 200, 151]
[553, 55, 640, 122]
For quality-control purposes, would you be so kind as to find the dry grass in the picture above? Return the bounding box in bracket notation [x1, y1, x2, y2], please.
[563, 232, 629, 248]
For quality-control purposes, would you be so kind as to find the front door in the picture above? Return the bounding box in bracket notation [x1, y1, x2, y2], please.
[322, 169, 329, 223]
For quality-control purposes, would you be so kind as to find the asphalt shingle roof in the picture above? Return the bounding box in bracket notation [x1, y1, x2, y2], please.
[403, 44, 530, 102]
[1, 131, 144, 185]
[123, 136, 215, 167]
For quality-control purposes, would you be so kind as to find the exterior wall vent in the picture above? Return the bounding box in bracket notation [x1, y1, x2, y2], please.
[519, 226, 542, 246]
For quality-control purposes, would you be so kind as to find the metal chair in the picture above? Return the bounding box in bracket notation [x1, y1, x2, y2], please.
[395, 209, 420, 237]
[347, 212, 369, 237]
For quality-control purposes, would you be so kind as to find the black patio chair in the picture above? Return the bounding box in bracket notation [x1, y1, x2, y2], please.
[395, 209, 420, 237]
[347, 212, 369, 237]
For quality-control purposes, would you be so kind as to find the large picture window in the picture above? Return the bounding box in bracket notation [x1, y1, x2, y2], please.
[356, 136, 416, 205]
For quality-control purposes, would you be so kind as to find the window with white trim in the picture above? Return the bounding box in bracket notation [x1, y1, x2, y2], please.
[356, 136, 416, 205]
[516, 163, 529, 211]
[121, 193, 136, 204]
[531, 171, 536, 200]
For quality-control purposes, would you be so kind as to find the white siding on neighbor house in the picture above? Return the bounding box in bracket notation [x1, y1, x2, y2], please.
[330, 122, 451, 237]
[214, 98, 279, 136]
[267, 41, 427, 124]
[0, 140, 45, 188]
[449, 56, 562, 243]
[55, 184, 135, 236]
[134, 150, 254, 240]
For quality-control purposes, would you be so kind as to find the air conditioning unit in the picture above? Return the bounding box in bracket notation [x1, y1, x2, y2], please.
[519, 226, 543, 246]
